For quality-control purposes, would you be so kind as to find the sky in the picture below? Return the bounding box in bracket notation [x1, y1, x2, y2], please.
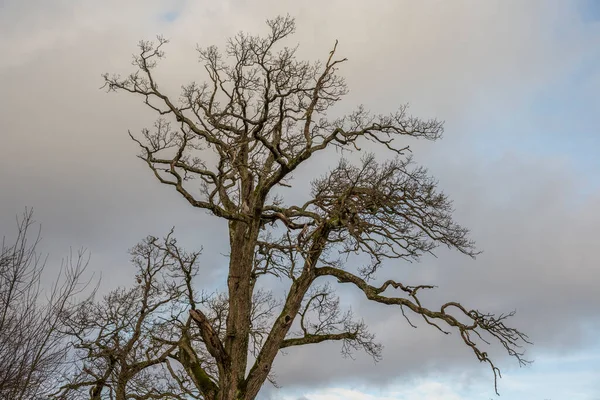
[1, 1, 600, 399]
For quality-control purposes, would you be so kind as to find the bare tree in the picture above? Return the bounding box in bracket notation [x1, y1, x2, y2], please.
[99, 15, 530, 400]
[58, 232, 200, 400]
[0, 209, 93, 400]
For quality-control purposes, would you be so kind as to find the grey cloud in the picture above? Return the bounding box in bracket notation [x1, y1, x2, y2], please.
[1, 0, 599, 396]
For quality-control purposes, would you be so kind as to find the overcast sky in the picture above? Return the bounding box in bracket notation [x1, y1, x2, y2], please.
[1, 1, 600, 399]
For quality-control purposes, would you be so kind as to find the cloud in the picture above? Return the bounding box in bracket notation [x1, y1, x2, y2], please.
[280, 382, 464, 400]
[1, 0, 599, 397]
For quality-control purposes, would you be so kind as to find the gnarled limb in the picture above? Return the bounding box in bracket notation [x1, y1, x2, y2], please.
[315, 265, 530, 394]
[189, 309, 229, 376]
[243, 223, 332, 400]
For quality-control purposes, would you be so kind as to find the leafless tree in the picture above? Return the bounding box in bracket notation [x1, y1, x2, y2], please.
[98, 15, 530, 399]
[58, 232, 199, 400]
[0, 209, 94, 400]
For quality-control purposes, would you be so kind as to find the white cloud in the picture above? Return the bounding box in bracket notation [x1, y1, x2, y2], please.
[282, 381, 463, 400]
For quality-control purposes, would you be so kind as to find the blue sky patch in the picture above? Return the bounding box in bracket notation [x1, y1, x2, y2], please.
[159, 10, 180, 23]
[578, 0, 600, 22]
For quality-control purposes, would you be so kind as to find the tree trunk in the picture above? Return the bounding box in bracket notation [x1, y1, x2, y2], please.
[219, 219, 260, 400]
[115, 380, 127, 400]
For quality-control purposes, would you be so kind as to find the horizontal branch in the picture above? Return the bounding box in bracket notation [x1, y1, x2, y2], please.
[280, 332, 354, 348]
[315, 266, 530, 395]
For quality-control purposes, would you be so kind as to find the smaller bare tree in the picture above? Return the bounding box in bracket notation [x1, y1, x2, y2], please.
[0, 209, 94, 400]
[58, 231, 200, 400]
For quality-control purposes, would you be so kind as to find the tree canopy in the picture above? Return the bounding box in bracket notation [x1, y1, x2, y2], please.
[57, 15, 529, 400]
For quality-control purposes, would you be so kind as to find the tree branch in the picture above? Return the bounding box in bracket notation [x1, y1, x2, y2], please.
[315, 265, 530, 395]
